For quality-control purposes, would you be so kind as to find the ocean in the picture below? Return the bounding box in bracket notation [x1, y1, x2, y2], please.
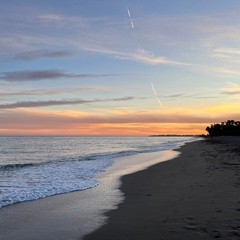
[0, 136, 197, 208]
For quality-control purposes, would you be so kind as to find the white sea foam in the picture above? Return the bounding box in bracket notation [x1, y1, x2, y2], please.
[0, 136, 197, 208]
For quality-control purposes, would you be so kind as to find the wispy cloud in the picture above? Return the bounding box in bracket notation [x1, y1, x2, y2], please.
[214, 48, 240, 55]
[3, 8, 237, 68]
[0, 70, 116, 82]
[84, 46, 188, 65]
[161, 93, 218, 100]
[214, 68, 240, 78]
[222, 90, 240, 95]
[2, 5, 240, 56]
[212, 48, 240, 63]
[38, 14, 86, 28]
[162, 93, 185, 99]
[194, 96, 218, 99]
[0, 34, 58, 52]
[221, 83, 240, 95]
[0, 97, 134, 109]
[38, 14, 64, 22]
[13, 50, 73, 61]
[130, 48, 188, 65]
[1, 105, 239, 135]
[1, 106, 239, 126]
[0, 87, 111, 97]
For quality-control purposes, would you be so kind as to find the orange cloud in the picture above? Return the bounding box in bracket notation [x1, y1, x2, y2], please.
[0, 106, 239, 136]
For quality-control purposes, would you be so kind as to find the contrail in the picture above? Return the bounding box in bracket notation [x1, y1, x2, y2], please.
[130, 19, 135, 29]
[151, 82, 164, 108]
[127, 6, 131, 18]
[151, 82, 157, 95]
[125, 1, 135, 29]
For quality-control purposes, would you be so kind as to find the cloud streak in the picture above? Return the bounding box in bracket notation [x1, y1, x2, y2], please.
[0, 97, 134, 109]
[1, 104, 239, 135]
[221, 83, 240, 95]
[214, 48, 240, 56]
[0, 70, 117, 82]
[1, 107, 240, 126]
[13, 50, 73, 61]
[212, 48, 240, 63]
[84, 46, 188, 65]
[0, 87, 111, 97]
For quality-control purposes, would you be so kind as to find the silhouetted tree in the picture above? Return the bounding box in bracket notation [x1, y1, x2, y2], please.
[206, 120, 240, 137]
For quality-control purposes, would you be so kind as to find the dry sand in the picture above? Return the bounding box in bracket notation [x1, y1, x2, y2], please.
[84, 137, 240, 240]
[1, 137, 240, 240]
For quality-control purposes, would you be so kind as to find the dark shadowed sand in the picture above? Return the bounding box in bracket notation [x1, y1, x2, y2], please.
[1, 137, 240, 240]
[83, 137, 240, 240]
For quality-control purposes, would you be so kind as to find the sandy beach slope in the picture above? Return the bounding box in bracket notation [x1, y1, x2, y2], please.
[84, 137, 240, 240]
[1, 137, 240, 240]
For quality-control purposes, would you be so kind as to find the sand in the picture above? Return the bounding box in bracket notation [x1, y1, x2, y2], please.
[83, 137, 240, 240]
[1, 137, 240, 240]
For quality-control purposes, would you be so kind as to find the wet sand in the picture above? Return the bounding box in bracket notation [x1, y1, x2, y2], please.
[0, 150, 177, 240]
[83, 137, 240, 240]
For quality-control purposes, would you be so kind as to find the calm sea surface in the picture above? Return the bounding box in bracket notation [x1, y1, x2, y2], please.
[0, 136, 197, 208]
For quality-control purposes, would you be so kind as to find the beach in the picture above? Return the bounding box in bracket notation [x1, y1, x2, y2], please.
[1, 137, 240, 239]
[84, 137, 240, 240]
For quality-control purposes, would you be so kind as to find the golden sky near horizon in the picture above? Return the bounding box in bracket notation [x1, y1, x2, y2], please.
[1, 0, 240, 135]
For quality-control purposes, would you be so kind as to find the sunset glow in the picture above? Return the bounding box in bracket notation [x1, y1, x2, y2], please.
[1, 0, 240, 136]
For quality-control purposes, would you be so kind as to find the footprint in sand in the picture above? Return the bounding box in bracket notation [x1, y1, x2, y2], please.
[216, 208, 222, 213]
[183, 217, 208, 234]
[228, 230, 240, 237]
[210, 230, 222, 238]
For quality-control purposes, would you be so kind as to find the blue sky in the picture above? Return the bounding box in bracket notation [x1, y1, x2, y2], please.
[1, 0, 240, 135]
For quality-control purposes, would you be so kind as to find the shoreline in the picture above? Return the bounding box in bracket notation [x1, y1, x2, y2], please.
[84, 137, 240, 240]
[1, 137, 239, 240]
[0, 149, 179, 240]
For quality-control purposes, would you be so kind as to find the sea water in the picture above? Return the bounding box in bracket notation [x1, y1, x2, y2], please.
[0, 136, 196, 208]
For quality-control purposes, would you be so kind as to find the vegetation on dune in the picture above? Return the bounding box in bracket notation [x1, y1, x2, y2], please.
[206, 120, 240, 137]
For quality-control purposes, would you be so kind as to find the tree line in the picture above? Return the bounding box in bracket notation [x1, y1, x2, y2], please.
[206, 120, 240, 137]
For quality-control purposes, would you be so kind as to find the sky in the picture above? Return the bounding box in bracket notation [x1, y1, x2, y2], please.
[1, 0, 240, 136]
